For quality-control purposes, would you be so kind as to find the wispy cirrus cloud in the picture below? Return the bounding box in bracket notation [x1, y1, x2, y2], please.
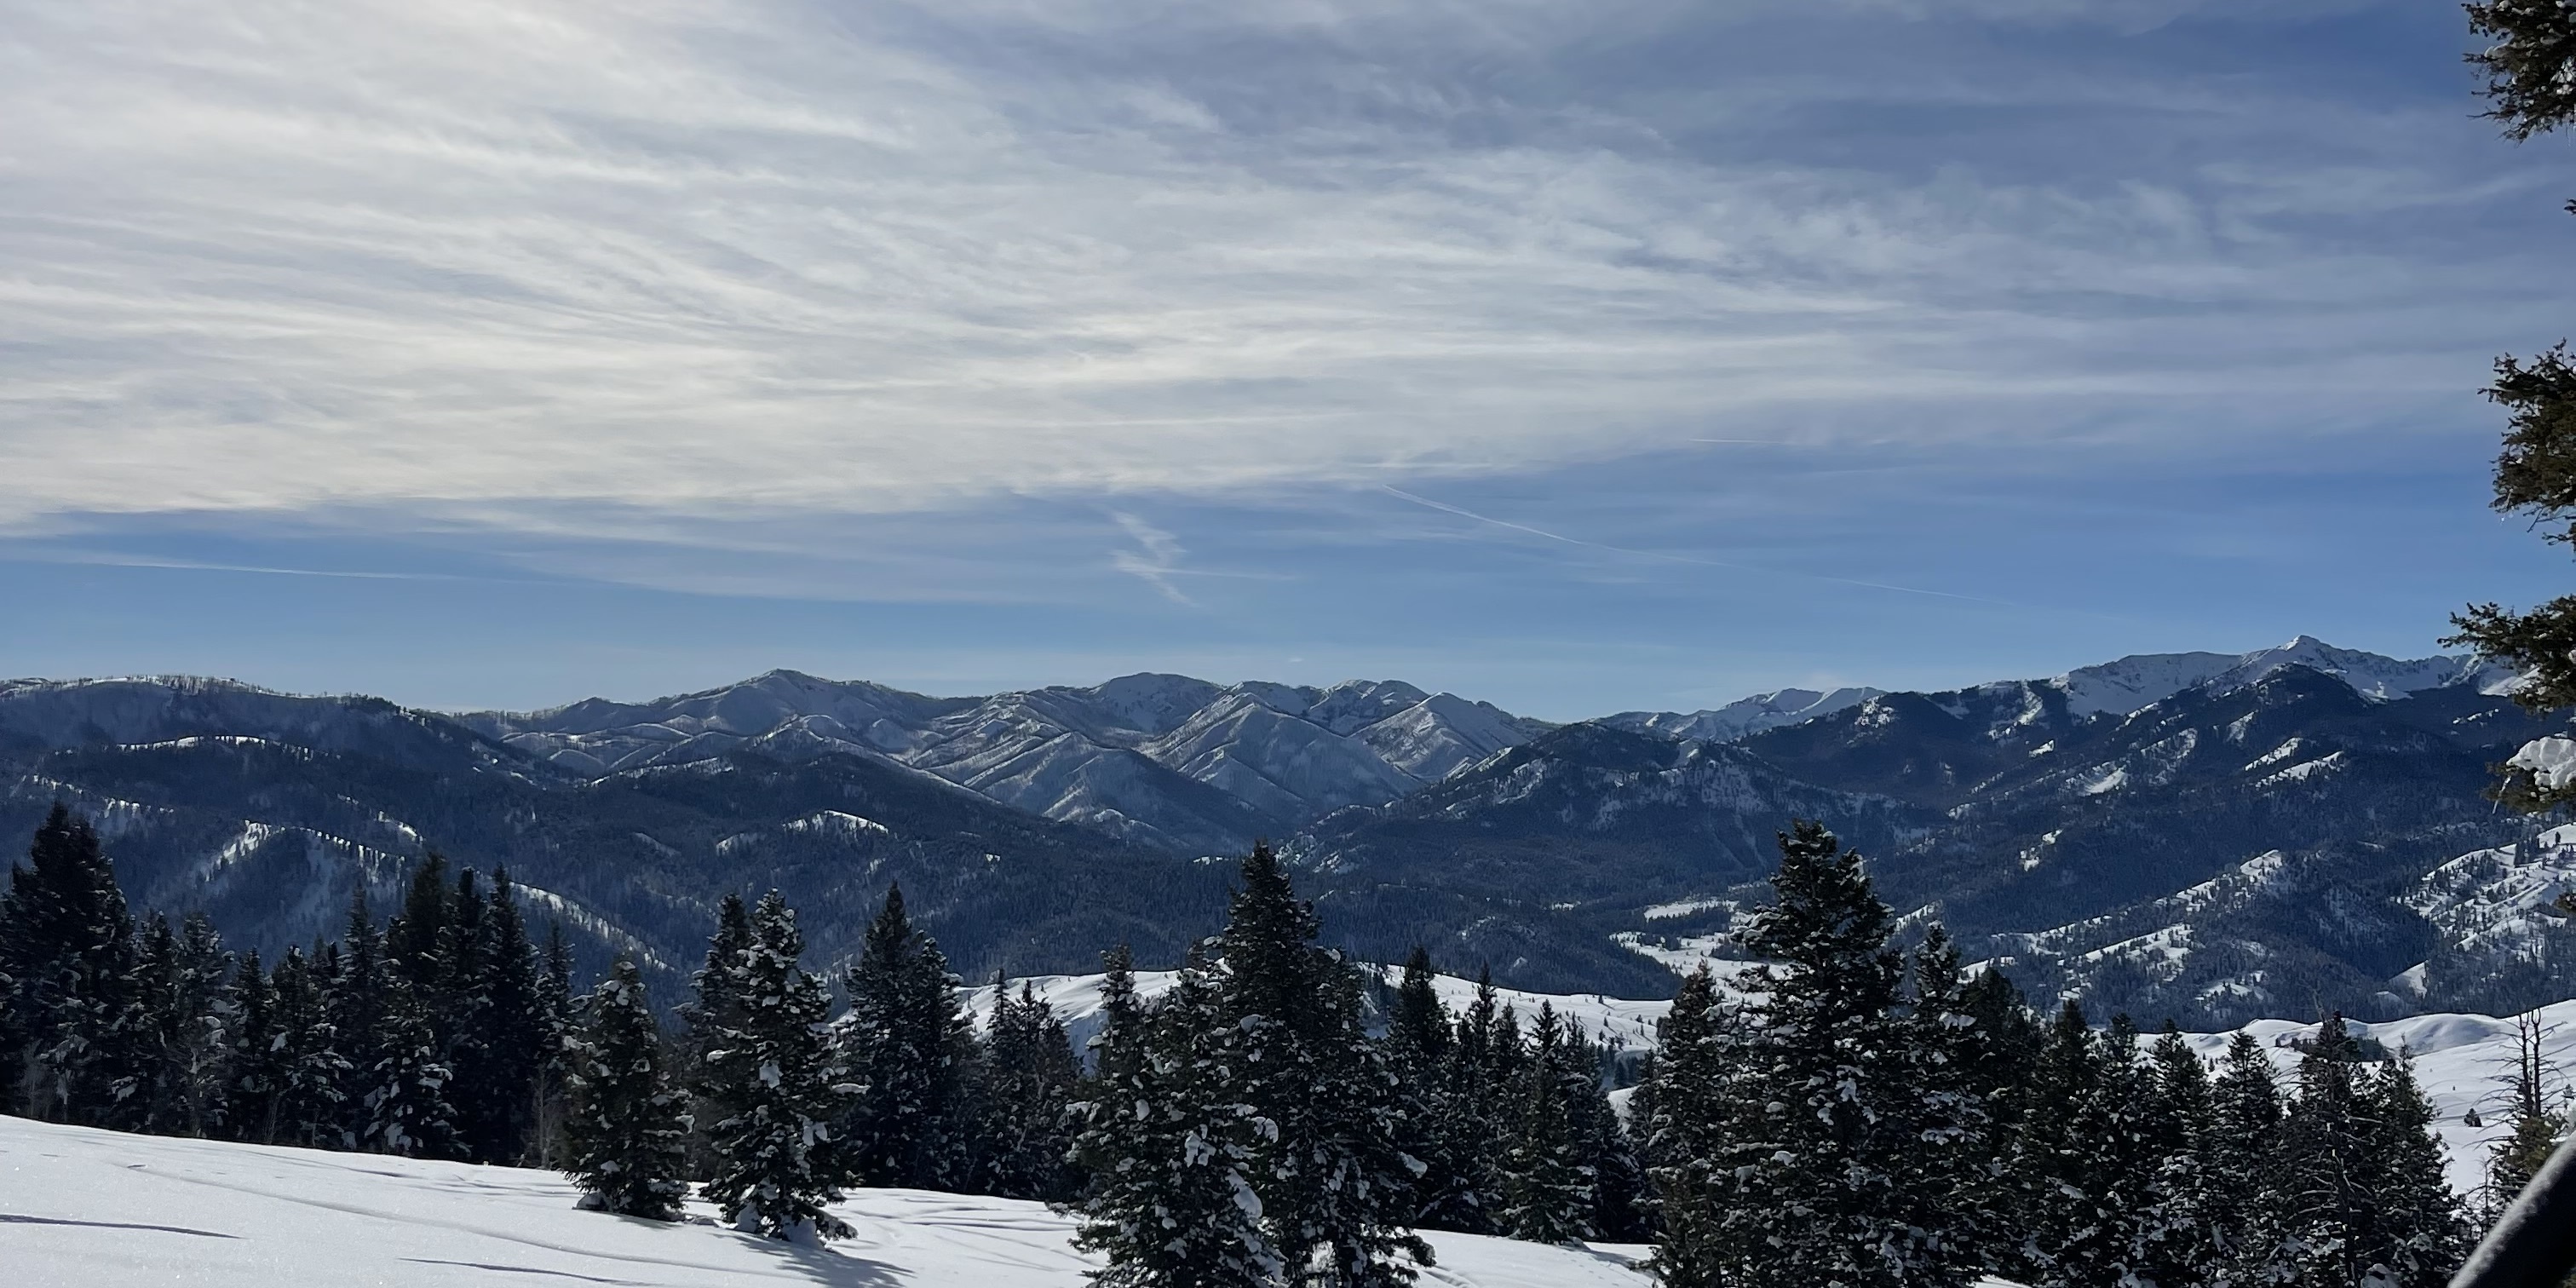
[1, 0, 2558, 540]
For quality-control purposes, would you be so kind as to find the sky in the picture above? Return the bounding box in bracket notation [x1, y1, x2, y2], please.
[3, 0, 2572, 721]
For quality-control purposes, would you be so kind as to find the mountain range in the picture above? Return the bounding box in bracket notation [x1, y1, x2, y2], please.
[3, 636, 2567, 1024]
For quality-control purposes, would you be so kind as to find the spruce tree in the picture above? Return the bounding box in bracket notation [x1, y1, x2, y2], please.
[1662, 821, 1946, 1288]
[2275, 1015, 2382, 1288]
[2209, 1031, 2293, 1287]
[2132, 1023, 2219, 1288]
[126, 911, 234, 1137]
[1433, 969, 1509, 1235]
[700, 890, 855, 1241]
[227, 950, 283, 1143]
[837, 883, 972, 1190]
[1498, 1003, 1591, 1245]
[679, 891, 753, 1173]
[563, 957, 689, 1221]
[326, 890, 394, 1147]
[969, 975, 1080, 1201]
[1211, 842, 1429, 1288]
[266, 946, 351, 1148]
[1385, 947, 1479, 1233]
[1899, 929, 2004, 1278]
[1070, 945, 1280, 1288]
[529, 921, 576, 1168]
[1, 803, 141, 1124]
[2362, 1050, 2469, 1288]
[1643, 964, 1740, 1288]
[360, 969, 459, 1159]
[469, 868, 545, 1164]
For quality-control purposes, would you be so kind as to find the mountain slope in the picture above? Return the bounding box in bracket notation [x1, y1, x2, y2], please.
[466, 672, 1541, 854]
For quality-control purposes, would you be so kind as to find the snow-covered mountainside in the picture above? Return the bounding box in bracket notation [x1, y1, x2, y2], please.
[1599, 686, 1884, 743]
[463, 671, 1542, 854]
[0, 1116, 1661, 1288]
[2050, 635, 2511, 721]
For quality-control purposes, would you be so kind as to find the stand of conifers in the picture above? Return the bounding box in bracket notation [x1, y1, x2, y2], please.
[6, 801, 2567, 1288]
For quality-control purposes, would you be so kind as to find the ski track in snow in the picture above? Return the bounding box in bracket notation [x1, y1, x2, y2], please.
[0, 1115, 1670, 1288]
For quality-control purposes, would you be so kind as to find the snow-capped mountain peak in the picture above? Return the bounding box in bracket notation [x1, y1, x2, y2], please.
[1598, 685, 1886, 744]
[2052, 636, 2508, 719]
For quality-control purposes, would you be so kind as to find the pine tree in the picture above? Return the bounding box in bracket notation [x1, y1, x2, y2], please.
[2209, 1032, 2293, 1287]
[2008, 1003, 2156, 1288]
[266, 946, 350, 1148]
[1644, 964, 1741, 1288]
[359, 969, 459, 1159]
[1899, 929, 2004, 1279]
[700, 890, 856, 1241]
[1498, 1003, 1590, 1245]
[1211, 843, 1429, 1288]
[326, 890, 394, 1147]
[1431, 968, 1509, 1235]
[2360, 1050, 2469, 1288]
[227, 950, 283, 1143]
[837, 883, 972, 1190]
[1070, 945, 1280, 1288]
[529, 922, 576, 1168]
[468, 868, 546, 1165]
[124, 911, 235, 1136]
[1658, 821, 1946, 1288]
[2275, 1014, 2382, 1288]
[563, 957, 689, 1221]
[969, 975, 1080, 1200]
[1, 803, 141, 1124]
[2134, 1023, 2219, 1288]
[1385, 948, 1478, 1233]
[679, 891, 753, 1174]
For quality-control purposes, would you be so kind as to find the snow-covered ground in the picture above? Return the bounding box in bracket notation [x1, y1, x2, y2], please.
[2182, 999, 2576, 1199]
[0, 1115, 1663, 1288]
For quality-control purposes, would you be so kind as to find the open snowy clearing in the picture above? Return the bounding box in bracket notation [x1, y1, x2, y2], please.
[0, 1115, 1665, 1288]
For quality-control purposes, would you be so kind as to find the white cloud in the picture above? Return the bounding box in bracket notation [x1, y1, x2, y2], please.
[0, 0, 2559, 538]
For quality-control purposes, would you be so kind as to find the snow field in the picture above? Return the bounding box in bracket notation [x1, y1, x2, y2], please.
[0, 1115, 1663, 1288]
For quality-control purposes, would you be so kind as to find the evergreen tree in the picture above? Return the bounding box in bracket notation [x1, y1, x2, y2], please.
[1642, 964, 1740, 1288]
[562, 957, 689, 1221]
[700, 890, 855, 1241]
[1212, 843, 1429, 1288]
[678, 891, 753, 1174]
[1430, 968, 1509, 1235]
[1498, 1003, 1590, 1245]
[970, 974, 1080, 1200]
[1070, 945, 1280, 1288]
[2275, 1015, 2382, 1288]
[467, 868, 545, 1164]
[2209, 1032, 2293, 1287]
[2134, 1023, 2220, 1288]
[2481, 1013, 2569, 1217]
[266, 946, 350, 1148]
[1385, 947, 1479, 1233]
[529, 921, 576, 1169]
[2008, 1004, 2156, 1288]
[227, 950, 283, 1143]
[2361, 1050, 2469, 1288]
[326, 890, 394, 1147]
[837, 883, 972, 1190]
[1899, 929, 2004, 1277]
[1658, 821, 1951, 1288]
[1, 803, 141, 1123]
[126, 911, 234, 1137]
[359, 969, 459, 1159]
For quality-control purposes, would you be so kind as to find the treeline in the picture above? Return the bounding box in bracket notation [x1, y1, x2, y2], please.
[0, 803, 2516, 1288]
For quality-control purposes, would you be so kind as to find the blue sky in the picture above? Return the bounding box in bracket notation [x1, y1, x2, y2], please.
[3, 0, 2570, 721]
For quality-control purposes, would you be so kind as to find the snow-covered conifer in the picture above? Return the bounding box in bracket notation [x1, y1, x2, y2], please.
[969, 974, 1079, 1200]
[700, 890, 855, 1241]
[837, 883, 972, 1189]
[563, 957, 689, 1221]
[1, 803, 141, 1124]
[1498, 1004, 1590, 1245]
[1070, 944, 1280, 1288]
